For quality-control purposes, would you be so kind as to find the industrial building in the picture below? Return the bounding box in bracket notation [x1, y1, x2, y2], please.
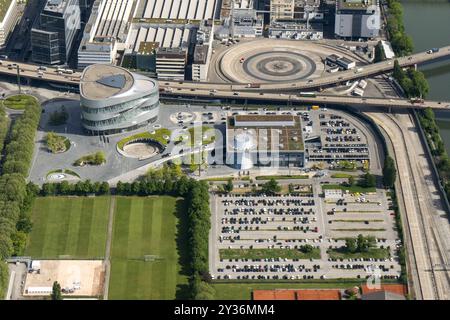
[0, 0, 20, 46]
[326, 54, 356, 70]
[226, 114, 305, 169]
[335, 0, 380, 39]
[80, 64, 160, 134]
[215, 6, 263, 39]
[31, 0, 81, 65]
[268, 0, 323, 40]
[269, 20, 323, 40]
[77, 0, 134, 67]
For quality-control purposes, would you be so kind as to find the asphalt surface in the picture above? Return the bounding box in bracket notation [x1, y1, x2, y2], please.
[367, 111, 450, 300]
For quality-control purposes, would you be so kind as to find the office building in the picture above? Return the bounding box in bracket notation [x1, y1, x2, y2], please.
[31, 0, 80, 65]
[270, 0, 295, 22]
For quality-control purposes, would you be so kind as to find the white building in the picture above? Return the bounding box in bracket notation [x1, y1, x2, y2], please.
[270, 0, 295, 21]
[335, 0, 380, 39]
[0, 0, 20, 46]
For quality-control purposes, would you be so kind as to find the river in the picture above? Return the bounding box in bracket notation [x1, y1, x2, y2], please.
[401, 0, 450, 151]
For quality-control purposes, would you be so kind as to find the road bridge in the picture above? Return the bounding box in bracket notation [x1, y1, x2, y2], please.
[163, 89, 450, 110]
[0, 45, 449, 92]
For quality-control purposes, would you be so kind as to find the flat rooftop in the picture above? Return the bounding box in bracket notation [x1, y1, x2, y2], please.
[227, 115, 304, 152]
[80, 64, 135, 100]
[44, 0, 69, 14]
[337, 0, 377, 10]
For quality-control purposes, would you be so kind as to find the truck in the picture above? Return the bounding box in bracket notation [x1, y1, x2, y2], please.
[246, 83, 260, 88]
[298, 92, 317, 98]
[63, 69, 74, 74]
[410, 97, 424, 104]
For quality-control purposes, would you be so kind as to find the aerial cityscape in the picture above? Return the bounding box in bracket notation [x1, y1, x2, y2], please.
[0, 0, 449, 306]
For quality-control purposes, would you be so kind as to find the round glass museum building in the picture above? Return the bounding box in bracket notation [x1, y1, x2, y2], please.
[80, 64, 160, 135]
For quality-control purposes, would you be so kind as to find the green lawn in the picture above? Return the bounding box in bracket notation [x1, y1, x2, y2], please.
[331, 173, 357, 179]
[117, 128, 171, 150]
[25, 197, 110, 259]
[2, 94, 38, 110]
[212, 281, 362, 300]
[187, 126, 215, 146]
[220, 248, 321, 260]
[255, 175, 309, 180]
[327, 248, 390, 260]
[108, 196, 189, 300]
[322, 184, 376, 193]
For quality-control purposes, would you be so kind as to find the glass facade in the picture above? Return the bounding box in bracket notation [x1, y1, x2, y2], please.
[31, 0, 80, 64]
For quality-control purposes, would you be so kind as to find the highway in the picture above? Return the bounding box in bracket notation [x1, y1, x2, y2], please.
[0, 45, 449, 93]
[368, 111, 450, 300]
[163, 89, 450, 110]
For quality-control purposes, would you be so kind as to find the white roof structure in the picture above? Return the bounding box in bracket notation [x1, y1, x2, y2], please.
[381, 40, 395, 59]
[26, 287, 53, 294]
[31, 260, 41, 270]
[135, 0, 218, 20]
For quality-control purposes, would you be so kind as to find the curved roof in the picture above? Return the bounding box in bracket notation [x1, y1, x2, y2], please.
[80, 64, 143, 100]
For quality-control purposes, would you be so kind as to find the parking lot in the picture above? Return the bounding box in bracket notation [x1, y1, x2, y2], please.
[210, 187, 402, 281]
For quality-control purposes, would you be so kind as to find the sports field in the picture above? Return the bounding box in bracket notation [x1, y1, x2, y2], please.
[25, 197, 110, 259]
[108, 196, 189, 300]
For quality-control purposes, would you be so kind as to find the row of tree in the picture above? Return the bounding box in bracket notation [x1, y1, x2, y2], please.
[385, 0, 414, 56]
[0, 101, 41, 263]
[393, 60, 429, 99]
[0, 106, 9, 158]
[418, 108, 450, 204]
[186, 180, 215, 299]
[41, 180, 110, 196]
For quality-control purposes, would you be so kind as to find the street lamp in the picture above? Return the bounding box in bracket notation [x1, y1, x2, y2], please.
[16, 65, 22, 94]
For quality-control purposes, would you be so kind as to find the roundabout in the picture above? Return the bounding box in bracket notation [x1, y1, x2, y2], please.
[216, 39, 359, 84]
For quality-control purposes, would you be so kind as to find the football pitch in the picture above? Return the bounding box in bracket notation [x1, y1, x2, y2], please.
[108, 196, 189, 300]
[25, 196, 190, 299]
[25, 197, 111, 259]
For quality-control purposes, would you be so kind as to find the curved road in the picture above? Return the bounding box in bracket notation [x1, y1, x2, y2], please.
[367, 111, 450, 300]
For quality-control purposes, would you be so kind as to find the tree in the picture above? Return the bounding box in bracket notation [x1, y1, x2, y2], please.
[11, 231, 27, 256]
[261, 178, 281, 195]
[382, 156, 397, 188]
[345, 238, 357, 253]
[288, 183, 295, 194]
[300, 244, 314, 254]
[359, 172, 376, 188]
[51, 281, 62, 300]
[223, 179, 233, 193]
[348, 176, 355, 186]
[393, 60, 404, 81]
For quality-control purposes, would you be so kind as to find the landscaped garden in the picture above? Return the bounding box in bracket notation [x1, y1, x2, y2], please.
[44, 132, 70, 153]
[117, 128, 171, 150]
[74, 151, 106, 166]
[220, 247, 321, 260]
[1, 94, 38, 110]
